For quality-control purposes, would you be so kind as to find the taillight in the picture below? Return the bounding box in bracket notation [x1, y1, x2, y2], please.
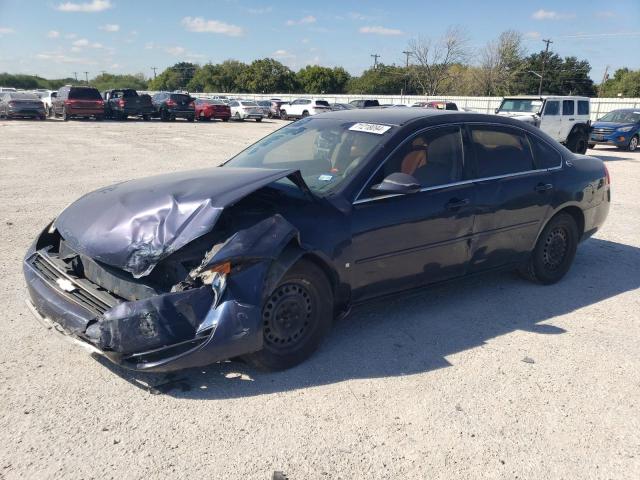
[189, 101, 195, 107]
[118, 99, 125, 107]
[64, 99, 76, 105]
[604, 164, 610, 185]
[166, 99, 176, 107]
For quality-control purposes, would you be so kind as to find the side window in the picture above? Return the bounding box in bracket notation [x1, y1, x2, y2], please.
[563, 100, 574, 116]
[578, 101, 589, 115]
[365, 126, 464, 193]
[470, 126, 534, 177]
[544, 101, 559, 116]
[528, 134, 562, 169]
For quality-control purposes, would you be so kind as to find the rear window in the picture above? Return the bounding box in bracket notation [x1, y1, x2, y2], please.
[9, 92, 39, 100]
[122, 90, 138, 98]
[69, 88, 102, 100]
[315, 100, 330, 107]
[170, 94, 190, 103]
[578, 101, 589, 115]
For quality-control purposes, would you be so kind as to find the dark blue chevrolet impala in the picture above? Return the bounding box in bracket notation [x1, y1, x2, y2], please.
[24, 109, 610, 372]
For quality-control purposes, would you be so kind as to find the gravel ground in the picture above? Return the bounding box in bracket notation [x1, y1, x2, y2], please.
[0, 118, 638, 480]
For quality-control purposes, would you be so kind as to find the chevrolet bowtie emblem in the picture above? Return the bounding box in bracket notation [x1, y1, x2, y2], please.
[56, 278, 76, 292]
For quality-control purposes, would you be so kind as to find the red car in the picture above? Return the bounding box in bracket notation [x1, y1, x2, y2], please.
[194, 98, 231, 121]
[411, 100, 458, 111]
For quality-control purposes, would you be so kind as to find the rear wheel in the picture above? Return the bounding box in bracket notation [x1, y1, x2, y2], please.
[628, 135, 639, 152]
[160, 109, 170, 122]
[302, 110, 309, 118]
[222, 117, 229, 122]
[519, 212, 579, 285]
[256, 117, 262, 122]
[243, 259, 333, 371]
[588, 143, 595, 150]
[142, 114, 150, 121]
[280, 109, 287, 120]
[187, 116, 195, 122]
[62, 108, 68, 121]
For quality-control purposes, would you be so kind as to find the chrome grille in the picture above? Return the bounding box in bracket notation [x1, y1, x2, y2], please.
[29, 252, 116, 316]
[592, 127, 614, 135]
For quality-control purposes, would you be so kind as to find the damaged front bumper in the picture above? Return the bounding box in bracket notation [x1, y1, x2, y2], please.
[23, 243, 264, 372]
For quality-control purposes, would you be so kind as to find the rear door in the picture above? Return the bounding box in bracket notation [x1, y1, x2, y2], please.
[350, 124, 476, 300]
[466, 124, 553, 272]
[560, 99, 576, 141]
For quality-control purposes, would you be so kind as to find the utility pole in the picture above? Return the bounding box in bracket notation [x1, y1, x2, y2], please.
[84, 71, 89, 84]
[599, 65, 610, 97]
[72, 71, 78, 82]
[371, 53, 380, 69]
[151, 67, 157, 79]
[402, 50, 411, 98]
[538, 38, 553, 96]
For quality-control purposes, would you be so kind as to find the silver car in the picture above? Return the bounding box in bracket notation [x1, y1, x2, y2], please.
[229, 100, 264, 121]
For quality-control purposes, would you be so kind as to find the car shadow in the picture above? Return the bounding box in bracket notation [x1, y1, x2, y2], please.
[95, 238, 640, 398]
[588, 148, 638, 162]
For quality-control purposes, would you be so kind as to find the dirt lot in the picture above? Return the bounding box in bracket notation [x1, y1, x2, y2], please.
[0, 118, 638, 480]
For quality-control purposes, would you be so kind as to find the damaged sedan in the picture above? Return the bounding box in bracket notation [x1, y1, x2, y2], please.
[24, 109, 610, 372]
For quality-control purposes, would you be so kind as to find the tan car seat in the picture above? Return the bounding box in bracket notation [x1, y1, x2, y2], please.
[401, 137, 428, 176]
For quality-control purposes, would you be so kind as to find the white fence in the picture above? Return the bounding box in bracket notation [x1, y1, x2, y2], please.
[144, 91, 640, 121]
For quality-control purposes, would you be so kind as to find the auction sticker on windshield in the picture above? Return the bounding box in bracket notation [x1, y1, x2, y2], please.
[349, 123, 392, 135]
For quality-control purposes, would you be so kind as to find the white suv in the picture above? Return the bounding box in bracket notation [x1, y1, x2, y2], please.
[496, 96, 591, 154]
[280, 99, 331, 120]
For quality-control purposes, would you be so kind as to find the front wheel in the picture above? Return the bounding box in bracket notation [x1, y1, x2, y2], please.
[243, 259, 333, 371]
[628, 135, 639, 152]
[566, 131, 588, 154]
[256, 117, 262, 122]
[187, 116, 195, 122]
[142, 114, 150, 121]
[519, 212, 579, 285]
[280, 109, 287, 120]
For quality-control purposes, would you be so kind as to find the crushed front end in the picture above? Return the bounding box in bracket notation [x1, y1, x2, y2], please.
[23, 215, 297, 372]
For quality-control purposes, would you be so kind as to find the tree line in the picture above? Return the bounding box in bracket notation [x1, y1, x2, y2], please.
[1, 29, 639, 97]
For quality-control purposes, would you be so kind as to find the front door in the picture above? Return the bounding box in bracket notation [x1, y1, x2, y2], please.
[350, 125, 475, 301]
[540, 99, 561, 140]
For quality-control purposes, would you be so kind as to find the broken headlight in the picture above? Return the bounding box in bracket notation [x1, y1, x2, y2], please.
[197, 262, 230, 307]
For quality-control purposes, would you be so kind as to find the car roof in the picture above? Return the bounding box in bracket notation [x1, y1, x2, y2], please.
[503, 95, 590, 100]
[315, 107, 459, 126]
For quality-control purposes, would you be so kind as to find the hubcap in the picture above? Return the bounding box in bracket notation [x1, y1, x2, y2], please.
[263, 283, 313, 347]
[543, 227, 568, 271]
[630, 137, 638, 151]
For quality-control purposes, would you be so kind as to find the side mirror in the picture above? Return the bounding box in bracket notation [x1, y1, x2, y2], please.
[371, 172, 421, 195]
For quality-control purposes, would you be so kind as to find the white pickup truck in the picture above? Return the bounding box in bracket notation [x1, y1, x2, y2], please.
[279, 98, 331, 120]
[496, 96, 591, 154]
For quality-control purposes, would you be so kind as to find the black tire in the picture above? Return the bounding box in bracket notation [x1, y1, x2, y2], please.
[243, 259, 333, 371]
[222, 117, 229, 122]
[142, 114, 150, 121]
[187, 116, 195, 122]
[302, 110, 309, 118]
[160, 109, 170, 122]
[62, 108, 68, 121]
[170, 114, 176, 122]
[256, 117, 262, 122]
[280, 109, 287, 120]
[519, 212, 579, 285]
[588, 144, 595, 150]
[566, 130, 588, 154]
[628, 135, 639, 152]
[95, 115, 104, 121]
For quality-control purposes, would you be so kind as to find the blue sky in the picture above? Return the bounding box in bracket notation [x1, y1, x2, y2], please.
[0, 0, 638, 81]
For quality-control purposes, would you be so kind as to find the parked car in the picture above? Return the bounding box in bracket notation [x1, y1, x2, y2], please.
[31, 90, 56, 116]
[331, 103, 356, 111]
[279, 99, 331, 120]
[103, 89, 154, 120]
[349, 99, 380, 109]
[151, 92, 195, 122]
[0, 91, 46, 119]
[194, 98, 231, 122]
[495, 96, 591, 154]
[256, 100, 275, 118]
[415, 100, 459, 111]
[23, 109, 610, 373]
[589, 109, 640, 151]
[228, 100, 264, 121]
[0, 87, 17, 93]
[51, 85, 105, 121]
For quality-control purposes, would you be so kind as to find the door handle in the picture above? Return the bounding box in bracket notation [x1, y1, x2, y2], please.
[534, 183, 554, 193]
[568, 118, 575, 121]
[446, 198, 470, 210]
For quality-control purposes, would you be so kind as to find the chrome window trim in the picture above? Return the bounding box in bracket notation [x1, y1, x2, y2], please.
[353, 121, 564, 206]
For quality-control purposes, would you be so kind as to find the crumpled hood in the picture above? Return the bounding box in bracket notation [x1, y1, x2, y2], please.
[55, 167, 298, 278]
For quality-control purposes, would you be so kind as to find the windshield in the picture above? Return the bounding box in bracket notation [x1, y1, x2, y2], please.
[223, 117, 392, 195]
[599, 110, 640, 123]
[498, 99, 542, 114]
